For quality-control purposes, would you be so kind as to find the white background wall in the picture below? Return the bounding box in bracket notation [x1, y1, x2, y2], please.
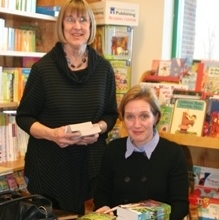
[114, 0, 174, 86]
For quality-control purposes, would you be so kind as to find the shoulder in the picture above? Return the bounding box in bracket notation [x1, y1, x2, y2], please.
[106, 137, 127, 152]
[158, 137, 185, 155]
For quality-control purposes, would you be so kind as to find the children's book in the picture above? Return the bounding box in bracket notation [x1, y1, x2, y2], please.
[110, 60, 131, 93]
[140, 82, 188, 105]
[158, 60, 171, 76]
[103, 25, 133, 60]
[170, 99, 207, 136]
[116, 200, 171, 220]
[91, 26, 104, 56]
[204, 98, 219, 138]
[156, 104, 174, 133]
[76, 212, 116, 220]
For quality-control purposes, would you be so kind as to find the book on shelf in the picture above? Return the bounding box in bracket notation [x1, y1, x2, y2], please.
[116, 200, 171, 220]
[204, 98, 219, 138]
[91, 26, 104, 56]
[157, 60, 171, 76]
[170, 58, 187, 77]
[140, 82, 188, 105]
[156, 104, 174, 133]
[65, 121, 101, 137]
[170, 89, 203, 104]
[170, 99, 207, 137]
[110, 60, 131, 94]
[103, 25, 133, 60]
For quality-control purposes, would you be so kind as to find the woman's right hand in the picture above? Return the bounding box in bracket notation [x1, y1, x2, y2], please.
[52, 126, 82, 148]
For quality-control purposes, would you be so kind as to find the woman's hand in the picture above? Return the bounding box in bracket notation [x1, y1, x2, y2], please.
[53, 126, 82, 147]
[95, 206, 114, 215]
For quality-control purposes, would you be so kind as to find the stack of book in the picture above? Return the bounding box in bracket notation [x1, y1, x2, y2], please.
[76, 212, 116, 220]
[116, 200, 171, 220]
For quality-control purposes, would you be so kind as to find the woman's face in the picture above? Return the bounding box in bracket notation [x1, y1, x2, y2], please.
[63, 11, 90, 48]
[124, 99, 158, 147]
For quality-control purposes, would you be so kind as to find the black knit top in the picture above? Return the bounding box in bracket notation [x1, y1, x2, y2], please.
[94, 137, 189, 220]
[16, 42, 118, 213]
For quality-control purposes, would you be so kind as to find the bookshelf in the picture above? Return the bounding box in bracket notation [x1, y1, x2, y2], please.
[0, 7, 57, 171]
[0, 7, 56, 67]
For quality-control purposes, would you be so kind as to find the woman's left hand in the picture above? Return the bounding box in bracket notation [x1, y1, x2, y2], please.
[77, 133, 99, 146]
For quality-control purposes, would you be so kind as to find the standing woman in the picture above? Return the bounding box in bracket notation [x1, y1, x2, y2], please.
[16, 0, 118, 214]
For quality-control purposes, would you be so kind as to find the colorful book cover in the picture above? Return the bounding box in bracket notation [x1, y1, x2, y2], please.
[157, 104, 174, 133]
[104, 25, 133, 60]
[170, 99, 207, 136]
[151, 59, 160, 75]
[140, 82, 188, 105]
[0, 175, 10, 192]
[158, 60, 171, 76]
[5, 173, 18, 191]
[110, 60, 131, 93]
[204, 98, 219, 138]
[77, 212, 116, 220]
[91, 26, 104, 56]
[170, 58, 186, 77]
[117, 200, 171, 220]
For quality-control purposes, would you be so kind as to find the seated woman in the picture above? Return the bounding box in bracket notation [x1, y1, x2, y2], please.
[93, 84, 189, 220]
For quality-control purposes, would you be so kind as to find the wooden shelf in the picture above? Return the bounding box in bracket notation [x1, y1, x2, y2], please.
[0, 156, 24, 172]
[0, 51, 46, 57]
[119, 124, 218, 150]
[159, 133, 218, 149]
[0, 102, 18, 109]
[0, 7, 56, 21]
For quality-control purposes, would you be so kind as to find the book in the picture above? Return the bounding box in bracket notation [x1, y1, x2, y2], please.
[170, 99, 207, 136]
[103, 25, 133, 60]
[76, 212, 116, 220]
[158, 60, 171, 76]
[116, 200, 171, 220]
[110, 60, 131, 93]
[65, 121, 101, 137]
[92, 26, 104, 56]
[156, 104, 174, 133]
[170, 89, 203, 104]
[204, 98, 219, 138]
[140, 82, 188, 105]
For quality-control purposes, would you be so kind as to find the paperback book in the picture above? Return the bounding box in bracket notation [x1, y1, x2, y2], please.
[103, 25, 133, 60]
[76, 212, 116, 220]
[65, 121, 101, 137]
[116, 200, 171, 220]
[203, 98, 219, 138]
[170, 99, 207, 136]
[156, 104, 174, 133]
[110, 60, 131, 93]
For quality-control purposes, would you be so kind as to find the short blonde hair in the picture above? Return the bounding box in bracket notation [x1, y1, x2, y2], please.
[119, 84, 161, 125]
[56, 0, 96, 45]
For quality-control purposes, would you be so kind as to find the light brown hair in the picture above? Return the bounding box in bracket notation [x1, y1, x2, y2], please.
[119, 84, 161, 125]
[56, 0, 96, 44]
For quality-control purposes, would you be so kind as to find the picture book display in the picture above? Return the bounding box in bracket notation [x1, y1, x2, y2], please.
[110, 60, 131, 93]
[170, 99, 207, 136]
[103, 25, 133, 60]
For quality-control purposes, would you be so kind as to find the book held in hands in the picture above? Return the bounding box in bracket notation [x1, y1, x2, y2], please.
[65, 121, 101, 137]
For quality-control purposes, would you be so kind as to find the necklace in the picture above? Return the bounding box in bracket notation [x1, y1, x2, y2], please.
[65, 49, 88, 69]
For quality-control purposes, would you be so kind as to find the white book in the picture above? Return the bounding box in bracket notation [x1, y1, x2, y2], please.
[66, 121, 101, 137]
